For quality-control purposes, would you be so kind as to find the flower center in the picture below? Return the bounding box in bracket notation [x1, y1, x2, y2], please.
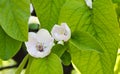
[36, 42, 44, 52]
[58, 28, 67, 36]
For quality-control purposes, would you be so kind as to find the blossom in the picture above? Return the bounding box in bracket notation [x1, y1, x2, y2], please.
[85, 0, 92, 9]
[28, 16, 40, 30]
[25, 29, 54, 58]
[28, 16, 40, 25]
[30, 3, 33, 13]
[51, 23, 71, 42]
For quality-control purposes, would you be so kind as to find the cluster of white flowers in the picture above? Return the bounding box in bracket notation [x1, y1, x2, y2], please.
[25, 16, 71, 58]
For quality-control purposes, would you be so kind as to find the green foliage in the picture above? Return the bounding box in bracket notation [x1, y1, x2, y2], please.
[28, 53, 63, 74]
[31, 0, 67, 31]
[59, 0, 119, 73]
[0, 0, 120, 74]
[25, 55, 34, 74]
[52, 44, 67, 57]
[61, 51, 71, 66]
[114, 53, 120, 74]
[16, 54, 29, 74]
[113, 0, 120, 3]
[115, 4, 120, 18]
[0, 0, 30, 41]
[0, 27, 22, 60]
[69, 31, 104, 74]
[0, 59, 16, 74]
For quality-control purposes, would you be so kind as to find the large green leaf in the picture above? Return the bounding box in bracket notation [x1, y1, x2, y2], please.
[115, 4, 120, 18]
[29, 53, 63, 74]
[69, 31, 104, 74]
[31, 0, 67, 31]
[59, 0, 119, 74]
[0, 26, 22, 60]
[112, 0, 120, 3]
[0, 0, 30, 41]
[59, 0, 90, 32]
[70, 31, 104, 53]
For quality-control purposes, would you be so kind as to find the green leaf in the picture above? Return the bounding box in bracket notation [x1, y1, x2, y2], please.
[112, 0, 120, 3]
[61, 51, 71, 66]
[31, 0, 67, 31]
[52, 44, 67, 57]
[59, 0, 90, 32]
[59, 0, 120, 73]
[0, 59, 2, 66]
[70, 31, 104, 53]
[69, 31, 104, 74]
[115, 4, 120, 18]
[0, 26, 22, 60]
[114, 54, 120, 74]
[25, 55, 34, 74]
[16, 54, 29, 74]
[0, 0, 30, 41]
[29, 53, 63, 74]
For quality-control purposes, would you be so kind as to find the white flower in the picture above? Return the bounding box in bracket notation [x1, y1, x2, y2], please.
[25, 29, 54, 58]
[85, 0, 92, 9]
[51, 23, 71, 42]
[28, 16, 40, 25]
[30, 3, 33, 13]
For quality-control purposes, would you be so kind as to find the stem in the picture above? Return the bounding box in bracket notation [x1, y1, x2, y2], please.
[15, 54, 29, 74]
[25, 56, 34, 74]
[0, 65, 18, 70]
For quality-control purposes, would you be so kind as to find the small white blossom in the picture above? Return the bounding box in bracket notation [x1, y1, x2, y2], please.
[51, 23, 71, 42]
[25, 29, 54, 58]
[85, 0, 92, 9]
[30, 3, 33, 13]
[28, 16, 40, 25]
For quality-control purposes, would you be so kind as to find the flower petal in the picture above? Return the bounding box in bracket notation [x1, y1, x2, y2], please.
[28, 16, 40, 25]
[61, 23, 71, 41]
[51, 25, 65, 41]
[37, 29, 53, 43]
[51, 23, 71, 41]
[25, 32, 38, 57]
[30, 3, 33, 13]
[85, 0, 92, 9]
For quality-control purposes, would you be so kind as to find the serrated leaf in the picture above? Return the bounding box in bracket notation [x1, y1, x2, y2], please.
[31, 0, 67, 31]
[0, 26, 22, 60]
[0, 0, 30, 41]
[29, 53, 63, 74]
[59, 0, 120, 73]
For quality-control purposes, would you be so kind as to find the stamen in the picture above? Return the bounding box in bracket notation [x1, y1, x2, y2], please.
[36, 43, 44, 52]
[64, 30, 67, 36]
